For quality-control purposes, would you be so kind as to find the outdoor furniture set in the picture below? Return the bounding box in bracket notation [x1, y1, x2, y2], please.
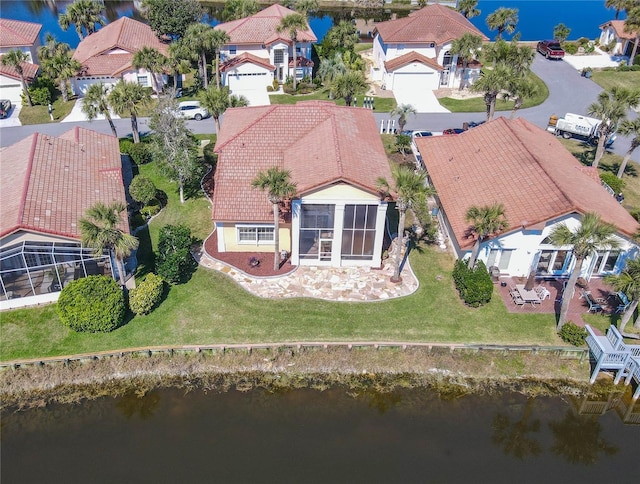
[508, 284, 550, 308]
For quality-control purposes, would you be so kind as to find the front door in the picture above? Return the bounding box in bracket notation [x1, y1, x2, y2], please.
[277, 66, 284, 82]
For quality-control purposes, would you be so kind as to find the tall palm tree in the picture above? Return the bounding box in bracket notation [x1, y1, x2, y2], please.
[1, 50, 33, 106]
[167, 40, 193, 89]
[486, 7, 519, 40]
[588, 87, 640, 168]
[133, 46, 166, 94]
[41, 52, 81, 103]
[505, 76, 538, 119]
[606, 0, 633, 20]
[317, 52, 346, 97]
[38, 34, 69, 62]
[482, 39, 534, 76]
[390, 103, 417, 133]
[464, 203, 508, 269]
[471, 64, 514, 121]
[82, 82, 118, 137]
[616, 118, 640, 178]
[457, 0, 481, 19]
[376, 166, 430, 283]
[210, 29, 230, 89]
[548, 212, 618, 331]
[183, 23, 214, 89]
[252, 168, 297, 271]
[605, 257, 640, 335]
[450, 33, 483, 90]
[108, 81, 151, 143]
[58, 0, 105, 40]
[79, 201, 139, 286]
[332, 71, 368, 106]
[200, 85, 236, 133]
[277, 12, 309, 91]
[624, 4, 640, 63]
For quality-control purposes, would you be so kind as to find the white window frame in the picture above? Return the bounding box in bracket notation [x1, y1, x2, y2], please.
[237, 225, 274, 245]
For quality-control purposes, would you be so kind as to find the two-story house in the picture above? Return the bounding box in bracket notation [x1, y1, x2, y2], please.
[215, 4, 316, 106]
[0, 19, 41, 104]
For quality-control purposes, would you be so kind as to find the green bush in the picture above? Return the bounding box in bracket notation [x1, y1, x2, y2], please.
[119, 139, 134, 154]
[577, 37, 590, 46]
[618, 64, 640, 71]
[452, 260, 493, 307]
[57, 275, 125, 332]
[600, 172, 625, 195]
[203, 142, 216, 166]
[141, 199, 161, 219]
[128, 143, 152, 165]
[564, 43, 578, 55]
[129, 273, 164, 315]
[634, 55, 640, 66]
[157, 224, 197, 284]
[129, 175, 157, 205]
[25, 87, 51, 106]
[559, 322, 587, 346]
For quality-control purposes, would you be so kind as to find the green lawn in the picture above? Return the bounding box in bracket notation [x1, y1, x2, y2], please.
[270, 86, 396, 112]
[19, 97, 76, 125]
[590, 70, 640, 92]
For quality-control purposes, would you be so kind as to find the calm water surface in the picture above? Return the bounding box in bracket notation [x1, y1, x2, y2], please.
[2, 386, 639, 483]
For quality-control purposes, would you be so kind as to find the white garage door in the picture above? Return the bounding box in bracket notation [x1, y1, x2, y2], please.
[227, 72, 268, 92]
[0, 84, 23, 104]
[73, 77, 116, 97]
[392, 73, 449, 113]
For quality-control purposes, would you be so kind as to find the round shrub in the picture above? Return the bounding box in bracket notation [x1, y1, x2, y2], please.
[57, 275, 125, 333]
[129, 175, 157, 205]
[600, 172, 625, 195]
[140, 199, 161, 219]
[564, 43, 578, 55]
[452, 259, 493, 307]
[129, 273, 164, 315]
[128, 143, 152, 165]
[559, 322, 587, 346]
[157, 224, 197, 284]
[119, 139, 134, 154]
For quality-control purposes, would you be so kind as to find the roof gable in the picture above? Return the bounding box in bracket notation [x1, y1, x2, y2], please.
[600, 19, 639, 40]
[0, 19, 42, 48]
[385, 51, 442, 71]
[0, 61, 39, 81]
[220, 52, 275, 72]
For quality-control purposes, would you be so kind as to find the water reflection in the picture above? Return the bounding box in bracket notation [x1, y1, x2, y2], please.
[116, 390, 161, 420]
[492, 398, 542, 459]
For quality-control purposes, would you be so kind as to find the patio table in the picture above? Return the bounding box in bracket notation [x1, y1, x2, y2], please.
[516, 284, 541, 305]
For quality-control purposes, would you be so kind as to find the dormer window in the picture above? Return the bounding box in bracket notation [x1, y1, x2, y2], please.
[229, 45, 237, 55]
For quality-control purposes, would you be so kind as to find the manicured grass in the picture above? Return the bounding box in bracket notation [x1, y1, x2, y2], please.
[438, 71, 549, 113]
[355, 43, 373, 53]
[270, 86, 396, 111]
[590, 70, 640, 92]
[18, 97, 76, 125]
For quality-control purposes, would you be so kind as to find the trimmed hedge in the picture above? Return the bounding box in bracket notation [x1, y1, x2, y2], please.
[452, 259, 493, 307]
[57, 275, 125, 332]
[559, 322, 587, 346]
[129, 273, 164, 315]
[129, 175, 157, 205]
[128, 143, 152, 165]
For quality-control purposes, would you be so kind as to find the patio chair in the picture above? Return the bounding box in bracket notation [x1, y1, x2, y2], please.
[512, 295, 526, 308]
[584, 293, 603, 313]
[614, 291, 631, 314]
[535, 286, 551, 300]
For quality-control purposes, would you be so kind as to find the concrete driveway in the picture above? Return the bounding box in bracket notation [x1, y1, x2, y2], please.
[232, 88, 270, 106]
[394, 88, 450, 113]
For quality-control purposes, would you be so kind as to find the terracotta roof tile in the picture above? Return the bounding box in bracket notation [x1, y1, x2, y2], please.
[0, 61, 39, 81]
[384, 51, 442, 71]
[415, 117, 639, 249]
[0, 19, 42, 48]
[215, 4, 316, 46]
[600, 19, 639, 40]
[374, 4, 487, 44]
[212, 102, 391, 222]
[78, 53, 133, 76]
[220, 52, 275, 72]
[0, 128, 127, 239]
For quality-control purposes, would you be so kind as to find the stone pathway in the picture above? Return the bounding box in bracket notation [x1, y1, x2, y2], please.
[194, 248, 419, 301]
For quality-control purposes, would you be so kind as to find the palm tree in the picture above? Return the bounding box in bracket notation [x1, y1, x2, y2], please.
[606, 0, 633, 20]
[332, 71, 368, 107]
[323, 21, 360, 53]
[82, 82, 118, 137]
[390, 103, 416, 133]
[471, 64, 513, 121]
[456, 0, 481, 19]
[221, 0, 260, 22]
[40, 50, 81, 103]
[292, 0, 318, 16]
[450, 33, 483, 91]
[183, 23, 214, 89]
[464, 203, 508, 269]
[132, 46, 166, 95]
[616, 118, 640, 178]
[58, 0, 105, 41]
[482, 39, 534, 76]
[79, 201, 139, 286]
[624, 4, 640, 63]
[1, 50, 33, 106]
[108, 81, 151, 143]
[167, 41, 193, 90]
[548, 212, 618, 331]
[251, 168, 297, 271]
[376, 166, 429, 283]
[486, 7, 519, 40]
[588, 87, 640, 168]
[277, 12, 309, 91]
[505, 76, 538, 119]
[210, 29, 230, 89]
[38, 34, 69, 62]
[200, 85, 235, 133]
[317, 52, 346, 98]
[605, 257, 640, 335]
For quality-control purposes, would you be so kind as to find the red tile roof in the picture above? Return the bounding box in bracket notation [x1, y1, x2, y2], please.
[220, 52, 275, 72]
[384, 51, 442, 71]
[600, 20, 639, 40]
[212, 102, 392, 223]
[72, 17, 168, 76]
[215, 4, 316, 46]
[374, 4, 488, 44]
[0, 128, 127, 240]
[0, 19, 42, 48]
[414, 117, 639, 249]
[0, 61, 39, 81]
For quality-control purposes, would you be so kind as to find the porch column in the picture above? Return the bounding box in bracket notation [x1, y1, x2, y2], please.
[216, 222, 226, 252]
[332, 204, 345, 266]
[290, 199, 301, 265]
[373, 202, 387, 267]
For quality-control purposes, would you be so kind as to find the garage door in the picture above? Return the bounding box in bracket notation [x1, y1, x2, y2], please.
[227, 72, 268, 92]
[0, 84, 23, 104]
[393, 73, 432, 93]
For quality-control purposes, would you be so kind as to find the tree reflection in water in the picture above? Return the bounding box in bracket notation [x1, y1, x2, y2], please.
[492, 397, 542, 459]
[116, 391, 161, 420]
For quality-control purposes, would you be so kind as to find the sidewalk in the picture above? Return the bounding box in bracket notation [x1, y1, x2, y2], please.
[562, 46, 628, 71]
[62, 98, 120, 123]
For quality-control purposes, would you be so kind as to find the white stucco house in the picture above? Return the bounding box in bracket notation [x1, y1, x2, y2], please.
[599, 19, 639, 59]
[211, 102, 393, 268]
[71, 16, 169, 96]
[371, 4, 487, 105]
[0, 19, 42, 104]
[215, 4, 317, 106]
[415, 117, 639, 281]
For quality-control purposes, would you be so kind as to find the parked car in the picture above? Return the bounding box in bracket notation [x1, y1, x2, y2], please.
[0, 99, 11, 118]
[466, 121, 485, 129]
[443, 128, 465, 135]
[177, 101, 208, 120]
[536, 40, 565, 60]
[411, 130, 433, 138]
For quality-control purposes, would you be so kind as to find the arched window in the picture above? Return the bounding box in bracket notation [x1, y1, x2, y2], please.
[443, 51, 452, 67]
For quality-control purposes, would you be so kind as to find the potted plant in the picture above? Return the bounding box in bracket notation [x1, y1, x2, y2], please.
[248, 256, 260, 268]
[581, 67, 592, 78]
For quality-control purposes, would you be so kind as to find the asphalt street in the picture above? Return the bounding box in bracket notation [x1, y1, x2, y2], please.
[0, 55, 637, 162]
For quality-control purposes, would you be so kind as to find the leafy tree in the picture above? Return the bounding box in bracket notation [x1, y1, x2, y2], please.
[132, 46, 167, 94]
[390, 103, 416, 133]
[129, 175, 158, 205]
[79, 201, 139, 286]
[332, 71, 368, 106]
[450, 33, 483, 90]
[553, 23, 571, 43]
[129, 273, 164, 315]
[142, 0, 203, 40]
[1, 50, 33, 106]
[252, 167, 297, 271]
[548, 212, 618, 330]
[277, 12, 309, 91]
[616, 118, 640, 178]
[108, 80, 151, 143]
[588, 87, 640, 168]
[57, 275, 125, 332]
[471, 64, 514, 121]
[81, 82, 118, 137]
[605, 257, 640, 335]
[456, 0, 481, 19]
[377, 166, 430, 283]
[291, 0, 318, 16]
[323, 21, 360, 54]
[221, 0, 260, 22]
[394, 134, 411, 157]
[486, 7, 519, 40]
[464, 203, 508, 269]
[157, 224, 197, 283]
[200, 85, 248, 134]
[58, 0, 105, 40]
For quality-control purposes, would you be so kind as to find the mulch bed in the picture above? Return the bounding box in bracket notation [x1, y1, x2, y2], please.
[203, 231, 295, 277]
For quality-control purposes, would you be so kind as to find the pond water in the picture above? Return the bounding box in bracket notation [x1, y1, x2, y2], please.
[2, 386, 639, 483]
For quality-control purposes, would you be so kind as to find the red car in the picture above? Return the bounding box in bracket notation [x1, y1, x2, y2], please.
[443, 128, 464, 135]
[536, 40, 565, 60]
